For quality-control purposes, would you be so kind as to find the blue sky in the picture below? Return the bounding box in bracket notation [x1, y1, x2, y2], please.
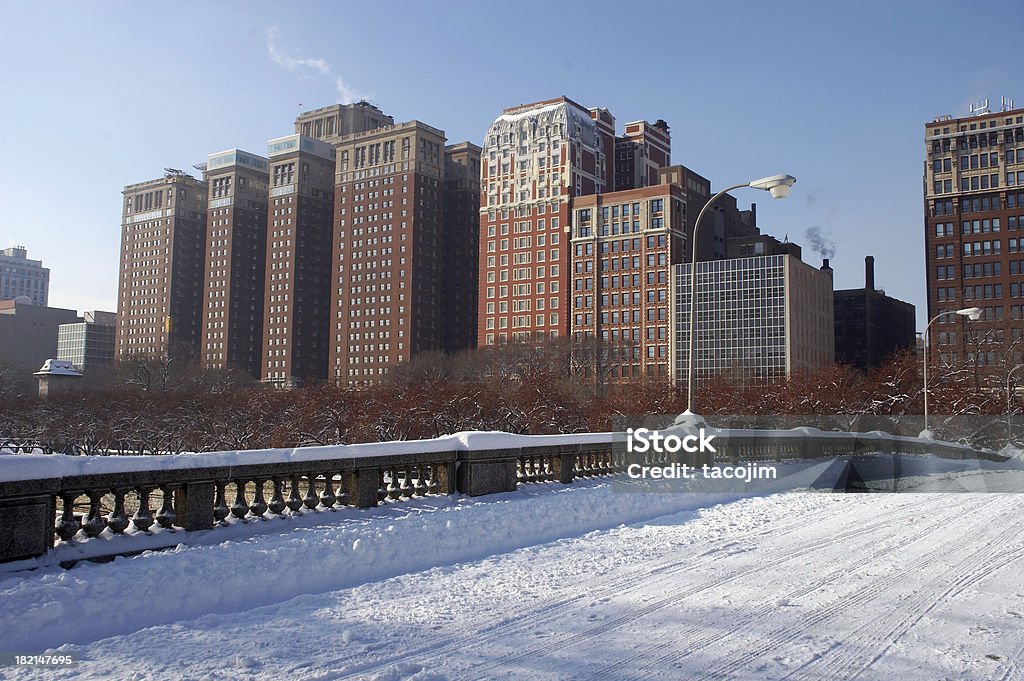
[1, 0, 1021, 330]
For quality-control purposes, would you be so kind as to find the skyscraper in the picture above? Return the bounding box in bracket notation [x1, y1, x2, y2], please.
[330, 121, 478, 384]
[0, 246, 49, 307]
[116, 170, 207, 360]
[202, 149, 270, 377]
[924, 99, 1024, 369]
[478, 96, 615, 347]
[261, 135, 336, 387]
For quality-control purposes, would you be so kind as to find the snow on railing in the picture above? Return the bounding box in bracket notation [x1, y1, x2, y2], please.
[0, 427, 1007, 567]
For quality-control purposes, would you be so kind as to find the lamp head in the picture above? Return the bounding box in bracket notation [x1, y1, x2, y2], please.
[956, 306, 983, 321]
[748, 174, 797, 200]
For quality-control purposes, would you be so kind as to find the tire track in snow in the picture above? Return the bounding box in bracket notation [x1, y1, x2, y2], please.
[687, 495, 1017, 681]
[588, 493, 993, 680]
[317, 494, 907, 680]
[412, 495, 965, 681]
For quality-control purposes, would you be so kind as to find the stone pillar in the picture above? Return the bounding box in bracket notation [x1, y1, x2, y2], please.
[176, 482, 215, 531]
[0, 494, 56, 562]
[457, 450, 519, 496]
[348, 468, 380, 508]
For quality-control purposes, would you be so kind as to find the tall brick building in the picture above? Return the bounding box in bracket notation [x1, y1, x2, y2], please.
[201, 149, 269, 378]
[116, 170, 207, 360]
[330, 122, 481, 384]
[478, 97, 616, 347]
[570, 164, 760, 381]
[260, 135, 336, 387]
[924, 100, 1024, 369]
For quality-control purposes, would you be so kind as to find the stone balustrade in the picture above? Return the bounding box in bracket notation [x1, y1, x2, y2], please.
[0, 427, 1008, 566]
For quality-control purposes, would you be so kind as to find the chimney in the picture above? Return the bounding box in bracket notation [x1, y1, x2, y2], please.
[821, 258, 831, 271]
[865, 255, 875, 291]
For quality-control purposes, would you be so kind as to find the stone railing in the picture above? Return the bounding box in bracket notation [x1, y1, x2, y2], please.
[0, 427, 1007, 565]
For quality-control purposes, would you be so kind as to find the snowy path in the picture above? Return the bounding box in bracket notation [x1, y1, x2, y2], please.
[3, 482, 1024, 680]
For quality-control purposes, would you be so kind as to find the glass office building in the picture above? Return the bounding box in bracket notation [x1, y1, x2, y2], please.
[673, 254, 834, 386]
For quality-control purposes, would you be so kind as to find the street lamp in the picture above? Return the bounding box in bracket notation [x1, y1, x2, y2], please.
[1006, 363, 1024, 442]
[921, 306, 982, 435]
[685, 174, 797, 414]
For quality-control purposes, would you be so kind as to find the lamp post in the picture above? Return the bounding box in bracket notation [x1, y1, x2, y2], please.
[922, 306, 982, 435]
[685, 174, 797, 415]
[1007, 363, 1024, 442]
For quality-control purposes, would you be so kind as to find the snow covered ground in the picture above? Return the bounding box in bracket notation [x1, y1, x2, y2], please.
[3, 472, 1024, 680]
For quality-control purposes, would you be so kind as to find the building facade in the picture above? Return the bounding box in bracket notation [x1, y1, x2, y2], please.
[834, 256, 916, 371]
[116, 170, 207, 360]
[202, 149, 270, 378]
[261, 135, 336, 387]
[570, 181, 686, 380]
[478, 96, 618, 347]
[295, 101, 393, 144]
[0, 246, 49, 307]
[442, 142, 482, 353]
[568, 163, 764, 382]
[0, 300, 81, 388]
[57, 311, 117, 371]
[330, 121, 451, 384]
[673, 254, 834, 386]
[924, 101, 1024, 369]
[614, 120, 671, 190]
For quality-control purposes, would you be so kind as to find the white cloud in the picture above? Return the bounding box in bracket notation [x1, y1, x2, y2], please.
[266, 27, 365, 104]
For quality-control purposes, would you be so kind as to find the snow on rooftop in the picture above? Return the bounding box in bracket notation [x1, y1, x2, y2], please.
[33, 359, 82, 377]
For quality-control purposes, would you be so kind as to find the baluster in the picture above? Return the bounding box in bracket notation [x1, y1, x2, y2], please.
[132, 487, 155, 533]
[155, 486, 176, 529]
[286, 475, 304, 513]
[320, 474, 337, 509]
[82, 491, 106, 538]
[250, 479, 268, 518]
[303, 475, 320, 510]
[525, 455, 536, 482]
[517, 457, 526, 482]
[336, 474, 350, 506]
[413, 465, 427, 496]
[400, 465, 413, 498]
[55, 493, 81, 541]
[426, 464, 440, 495]
[387, 466, 401, 500]
[377, 469, 387, 503]
[106, 489, 130, 534]
[213, 482, 230, 523]
[268, 478, 286, 516]
[230, 480, 249, 519]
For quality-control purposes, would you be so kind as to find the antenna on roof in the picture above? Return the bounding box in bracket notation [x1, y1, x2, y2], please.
[1002, 96, 1016, 112]
[970, 99, 991, 116]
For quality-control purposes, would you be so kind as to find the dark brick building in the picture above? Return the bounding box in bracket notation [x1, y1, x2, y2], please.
[116, 171, 207, 360]
[924, 102, 1024, 370]
[202, 149, 269, 379]
[834, 256, 916, 371]
[260, 135, 336, 387]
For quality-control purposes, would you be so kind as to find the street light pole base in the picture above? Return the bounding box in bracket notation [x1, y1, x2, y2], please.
[673, 410, 707, 430]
